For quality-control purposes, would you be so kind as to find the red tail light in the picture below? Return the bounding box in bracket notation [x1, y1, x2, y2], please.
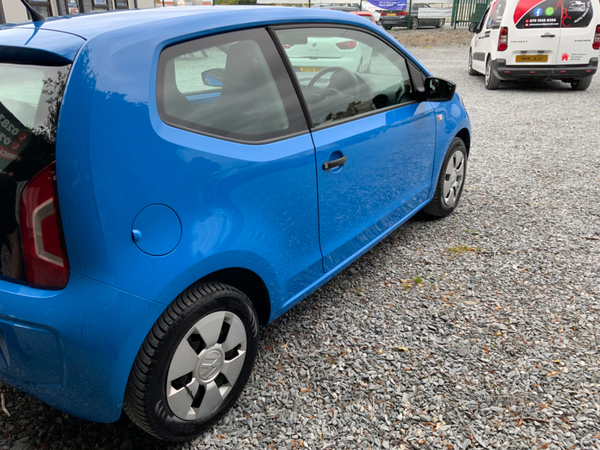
[399, 11, 408, 15]
[381, 12, 387, 16]
[19, 162, 69, 289]
[336, 40, 357, 50]
[593, 25, 600, 49]
[498, 26, 508, 51]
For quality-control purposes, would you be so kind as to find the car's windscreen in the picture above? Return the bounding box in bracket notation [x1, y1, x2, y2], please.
[0, 62, 70, 284]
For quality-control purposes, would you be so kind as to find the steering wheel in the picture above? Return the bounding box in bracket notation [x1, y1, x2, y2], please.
[306, 66, 361, 105]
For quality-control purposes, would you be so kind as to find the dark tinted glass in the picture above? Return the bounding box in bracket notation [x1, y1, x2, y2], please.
[157, 28, 307, 143]
[0, 63, 69, 283]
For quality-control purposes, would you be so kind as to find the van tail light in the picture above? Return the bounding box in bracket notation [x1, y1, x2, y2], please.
[336, 40, 357, 50]
[593, 25, 600, 50]
[19, 162, 69, 289]
[498, 27, 508, 51]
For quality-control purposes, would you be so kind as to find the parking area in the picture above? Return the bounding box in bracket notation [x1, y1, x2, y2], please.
[1, 41, 599, 450]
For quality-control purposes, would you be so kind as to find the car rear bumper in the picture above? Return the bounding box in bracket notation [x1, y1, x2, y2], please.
[380, 16, 409, 27]
[492, 57, 598, 81]
[0, 273, 164, 422]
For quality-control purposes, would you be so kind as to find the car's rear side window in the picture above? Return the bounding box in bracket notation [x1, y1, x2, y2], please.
[157, 28, 307, 143]
[0, 62, 69, 284]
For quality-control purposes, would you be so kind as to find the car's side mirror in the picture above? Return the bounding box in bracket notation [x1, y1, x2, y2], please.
[468, 22, 478, 33]
[201, 68, 224, 87]
[424, 77, 456, 102]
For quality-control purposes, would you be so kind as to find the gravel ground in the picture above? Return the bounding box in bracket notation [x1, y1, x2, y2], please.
[2, 44, 600, 450]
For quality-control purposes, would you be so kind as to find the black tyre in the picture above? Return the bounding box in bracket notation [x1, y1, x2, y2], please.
[384, 25, 392, 30]
[123, 281, 259, 442]
[411, 18, 419, 30]
[484, 57, 501, 90]
[468, 50, 478, 76]
[439, 18, 445, 27]
[571, 77, 592, 90]
[422, 137, 467, 218]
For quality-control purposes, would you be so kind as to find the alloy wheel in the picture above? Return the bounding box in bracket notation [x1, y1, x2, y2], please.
[442, 150, 465, 207]
[166, 311, 247, 420]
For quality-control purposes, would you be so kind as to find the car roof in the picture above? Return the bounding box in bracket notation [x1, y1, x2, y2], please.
[0, 7, 430, 75]
[0, 6, 371, 41]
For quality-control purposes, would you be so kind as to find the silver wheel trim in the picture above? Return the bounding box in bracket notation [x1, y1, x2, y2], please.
[468, 52, 472, 72]
[166, 311, 247, 421]
[485, 60, 491, 85]
[442, 150, 465, 207]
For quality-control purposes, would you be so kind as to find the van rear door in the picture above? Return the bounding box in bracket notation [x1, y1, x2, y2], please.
[556, 0, 596, 66]
[510, 0, 562, 66]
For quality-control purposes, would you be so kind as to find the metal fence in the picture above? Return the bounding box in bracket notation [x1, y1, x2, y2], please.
[450, 0, 489, 27]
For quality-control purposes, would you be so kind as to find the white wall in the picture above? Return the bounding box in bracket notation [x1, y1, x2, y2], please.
[136, 0, 155, 8]
[3, 0, 29, 23]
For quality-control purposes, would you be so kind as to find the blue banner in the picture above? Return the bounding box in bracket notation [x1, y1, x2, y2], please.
[367, 0, 407, 10]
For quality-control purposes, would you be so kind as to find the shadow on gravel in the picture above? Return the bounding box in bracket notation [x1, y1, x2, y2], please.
[0, 387, 177, 450]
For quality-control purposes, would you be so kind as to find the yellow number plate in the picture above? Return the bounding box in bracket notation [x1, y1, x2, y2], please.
[299, 67, 325, 73]
[387, 13, 397, 15]
[515, 55, 548, 62]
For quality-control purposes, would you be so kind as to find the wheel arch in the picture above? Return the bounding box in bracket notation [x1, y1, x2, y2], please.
[455, 128, 471, 157]
[200, 267, 271, 326]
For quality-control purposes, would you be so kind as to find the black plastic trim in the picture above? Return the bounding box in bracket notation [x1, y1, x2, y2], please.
[267, 26, 314, 130]
[322, 155, 347, 170]
[0, 47, 72, 65]
[492, 57, 598, 80]
[472, 52, 485, 62]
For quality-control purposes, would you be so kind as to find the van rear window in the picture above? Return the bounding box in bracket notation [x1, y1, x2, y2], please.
[0, 63, 69, 284]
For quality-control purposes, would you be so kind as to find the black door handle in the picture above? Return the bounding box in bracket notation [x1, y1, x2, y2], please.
[541, 34, 556, 38]
[322, 155, 347, 170]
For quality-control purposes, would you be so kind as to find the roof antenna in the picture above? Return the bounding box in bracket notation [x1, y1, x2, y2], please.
[19, 0, 46, 22]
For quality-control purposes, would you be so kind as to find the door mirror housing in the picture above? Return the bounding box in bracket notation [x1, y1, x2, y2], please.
[424, 77, 456, 102]
[468, 22, 478, 33]
[201, 68, 224, 87]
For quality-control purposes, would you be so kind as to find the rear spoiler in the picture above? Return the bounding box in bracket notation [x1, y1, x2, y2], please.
[0, 46, 72, 65]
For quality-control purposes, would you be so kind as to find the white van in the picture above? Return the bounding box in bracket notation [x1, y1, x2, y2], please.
[467, 0, 599, 90]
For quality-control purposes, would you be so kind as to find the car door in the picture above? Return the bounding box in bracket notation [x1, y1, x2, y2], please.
[557, 0, 596, 65]
[511, 0, 562, 65]
[274, 26, 436, 273]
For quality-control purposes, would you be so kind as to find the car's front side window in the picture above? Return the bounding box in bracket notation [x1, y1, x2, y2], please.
[157, 28, 307, 143]
[274, 27, 415, 128]
[477, 7, 490, 33]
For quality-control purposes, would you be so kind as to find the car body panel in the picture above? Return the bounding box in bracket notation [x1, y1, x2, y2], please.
[313, 101, 436, 272]
[0, 272, 165, 423]
[0, 27, 84, 62]
[57, 31, 322, 311]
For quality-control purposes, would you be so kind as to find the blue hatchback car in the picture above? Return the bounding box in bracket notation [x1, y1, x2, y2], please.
[0, 6, 470, 441]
